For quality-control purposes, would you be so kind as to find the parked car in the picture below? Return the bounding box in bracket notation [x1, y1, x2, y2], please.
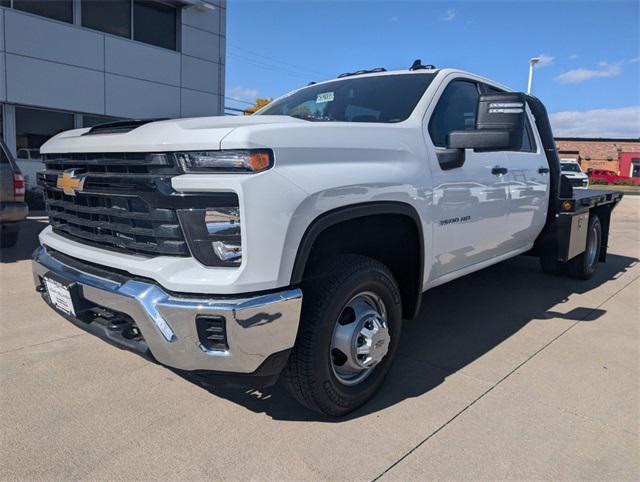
[16, 147, 46, 210]
[16, 147, 43, 189]
[560, 159, 589, 189]
[588, 168, 640, 186]
[32, 63, 623, 416]
[0, 139, 28, 248]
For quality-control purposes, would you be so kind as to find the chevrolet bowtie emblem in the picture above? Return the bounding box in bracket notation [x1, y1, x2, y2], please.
[56, 169, 87, 196]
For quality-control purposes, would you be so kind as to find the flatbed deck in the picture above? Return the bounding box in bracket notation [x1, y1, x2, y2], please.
[561, 189, 624, 213]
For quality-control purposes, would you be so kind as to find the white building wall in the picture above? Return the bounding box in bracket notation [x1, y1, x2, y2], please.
[0, 1, 225, 121]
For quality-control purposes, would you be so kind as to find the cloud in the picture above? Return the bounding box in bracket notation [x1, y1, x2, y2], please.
[555, 62, 622, 84]
[230, 86, 259, 102]
[388, 16, 399, 22]
[569, 54, 578, 60]
[535, 53, 555, 68]
[440, 9, 456, 21]
[629, 57, 640, 64]
[550, 106, 640, 138]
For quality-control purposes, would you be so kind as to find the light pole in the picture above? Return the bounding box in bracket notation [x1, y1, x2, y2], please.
[527, 57, 540, 95]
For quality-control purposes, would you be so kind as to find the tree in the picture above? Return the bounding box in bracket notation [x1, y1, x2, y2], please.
[244, 98, 272, 115]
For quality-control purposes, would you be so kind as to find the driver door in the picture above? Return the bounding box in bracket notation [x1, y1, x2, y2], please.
[424, 78, 510, 281]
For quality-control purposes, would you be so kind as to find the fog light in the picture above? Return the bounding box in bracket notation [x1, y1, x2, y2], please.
[213, 240, 242, 262]
[178, 202, 242, 267]
[206, 208, 241, 264]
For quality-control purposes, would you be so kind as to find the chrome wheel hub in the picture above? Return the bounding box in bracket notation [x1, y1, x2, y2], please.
[330, 292, 390, 386]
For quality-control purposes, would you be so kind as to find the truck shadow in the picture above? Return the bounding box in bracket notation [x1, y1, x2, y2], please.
[187, 252, 637, 422]
[0, 216, 48, 263]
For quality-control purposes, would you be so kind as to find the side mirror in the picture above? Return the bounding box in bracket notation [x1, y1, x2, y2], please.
[447, 92, 526, 152]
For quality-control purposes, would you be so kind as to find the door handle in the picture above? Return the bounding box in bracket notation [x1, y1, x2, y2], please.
[538, 167, 550, 174]
[491, 166, 508, 176]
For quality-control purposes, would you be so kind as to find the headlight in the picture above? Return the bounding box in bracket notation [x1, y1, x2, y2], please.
[175, 150, 273, 173]
[178, 205, 242, 267]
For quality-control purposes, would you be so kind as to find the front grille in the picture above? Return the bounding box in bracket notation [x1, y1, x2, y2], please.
[43, 152, 176, 176]
[568, 177, 588, 188]
[40, 153, 189, 257]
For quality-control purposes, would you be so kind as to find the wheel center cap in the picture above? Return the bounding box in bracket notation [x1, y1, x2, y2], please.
[353, 316, 390, 368]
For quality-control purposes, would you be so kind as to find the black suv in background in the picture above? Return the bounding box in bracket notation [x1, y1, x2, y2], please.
[0, 139, 28, 248]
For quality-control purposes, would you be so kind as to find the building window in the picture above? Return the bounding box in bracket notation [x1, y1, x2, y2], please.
[82, 114, 123, 127]
[81, 0, 131, 39]
[80, 0, 179, 50]
[15, 106, 74, 208]
[15, 106, 74, 162]
[15, 105, 74, 164]
[13, 0, 73, 23]
[134, 1, 177, 50]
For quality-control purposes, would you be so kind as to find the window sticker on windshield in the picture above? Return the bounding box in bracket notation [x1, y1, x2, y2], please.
[316, 92, 334, 103]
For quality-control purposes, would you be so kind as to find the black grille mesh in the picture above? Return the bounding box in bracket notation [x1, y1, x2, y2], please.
[41, 153, 189, 257]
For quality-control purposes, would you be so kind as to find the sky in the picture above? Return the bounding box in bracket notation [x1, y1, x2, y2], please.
[225, 0, 640, 138]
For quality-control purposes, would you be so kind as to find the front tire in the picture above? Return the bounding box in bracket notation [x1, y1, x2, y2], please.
[282, 255, 402, 417]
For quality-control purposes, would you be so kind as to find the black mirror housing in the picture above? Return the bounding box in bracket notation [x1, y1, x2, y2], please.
[446, 92, 526, 152]
[476, 92, 525, 150]
[447, 130, 511, 150]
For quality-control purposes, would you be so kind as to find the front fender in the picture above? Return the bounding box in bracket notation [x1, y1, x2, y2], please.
[276, 178, 428, 287]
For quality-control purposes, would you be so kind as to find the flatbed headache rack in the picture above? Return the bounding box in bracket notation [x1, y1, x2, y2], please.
[527, 95, 623, 264]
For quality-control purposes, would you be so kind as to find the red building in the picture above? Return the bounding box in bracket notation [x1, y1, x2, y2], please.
[618, 152, 640, 179]
[555, 137, 640, 179]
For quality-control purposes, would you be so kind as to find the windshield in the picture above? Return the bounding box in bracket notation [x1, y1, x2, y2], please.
[561, 163, 582, 173]
[258, 73, 436, 123]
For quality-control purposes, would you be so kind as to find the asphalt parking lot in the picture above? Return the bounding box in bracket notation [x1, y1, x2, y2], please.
[1, 198, 638, 480]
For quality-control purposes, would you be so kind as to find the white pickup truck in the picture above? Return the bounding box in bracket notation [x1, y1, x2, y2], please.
[33, 63, 622, 416]
[560, 158, 590, 189]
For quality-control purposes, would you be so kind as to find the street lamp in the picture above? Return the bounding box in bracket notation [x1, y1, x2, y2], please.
[527, 57, 540, 95]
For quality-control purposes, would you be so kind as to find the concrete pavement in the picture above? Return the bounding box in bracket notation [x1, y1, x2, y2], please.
[1, 199, 638, 480]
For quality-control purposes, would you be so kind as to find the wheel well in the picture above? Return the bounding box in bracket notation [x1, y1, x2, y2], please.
[291, 204, 423, 319]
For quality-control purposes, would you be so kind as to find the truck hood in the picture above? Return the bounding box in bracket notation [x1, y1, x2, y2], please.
[561, 171, 588, 179]
[40, 115, 307, 154]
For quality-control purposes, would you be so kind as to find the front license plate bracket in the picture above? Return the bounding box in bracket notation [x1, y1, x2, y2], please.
[42, 272, 88, 318]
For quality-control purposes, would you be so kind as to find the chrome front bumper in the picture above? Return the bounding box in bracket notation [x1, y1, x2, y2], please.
[32, 246, 302, 374]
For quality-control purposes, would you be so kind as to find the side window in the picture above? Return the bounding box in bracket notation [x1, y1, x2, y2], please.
[483, 84, 503, 95]
[428, 80, 479, 148]
[520, 119, 537, 153]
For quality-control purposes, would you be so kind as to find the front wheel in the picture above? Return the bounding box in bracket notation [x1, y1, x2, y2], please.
[282, 255, 402, 417]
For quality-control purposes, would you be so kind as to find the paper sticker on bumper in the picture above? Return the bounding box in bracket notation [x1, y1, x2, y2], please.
[44, 277, 76, 317]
